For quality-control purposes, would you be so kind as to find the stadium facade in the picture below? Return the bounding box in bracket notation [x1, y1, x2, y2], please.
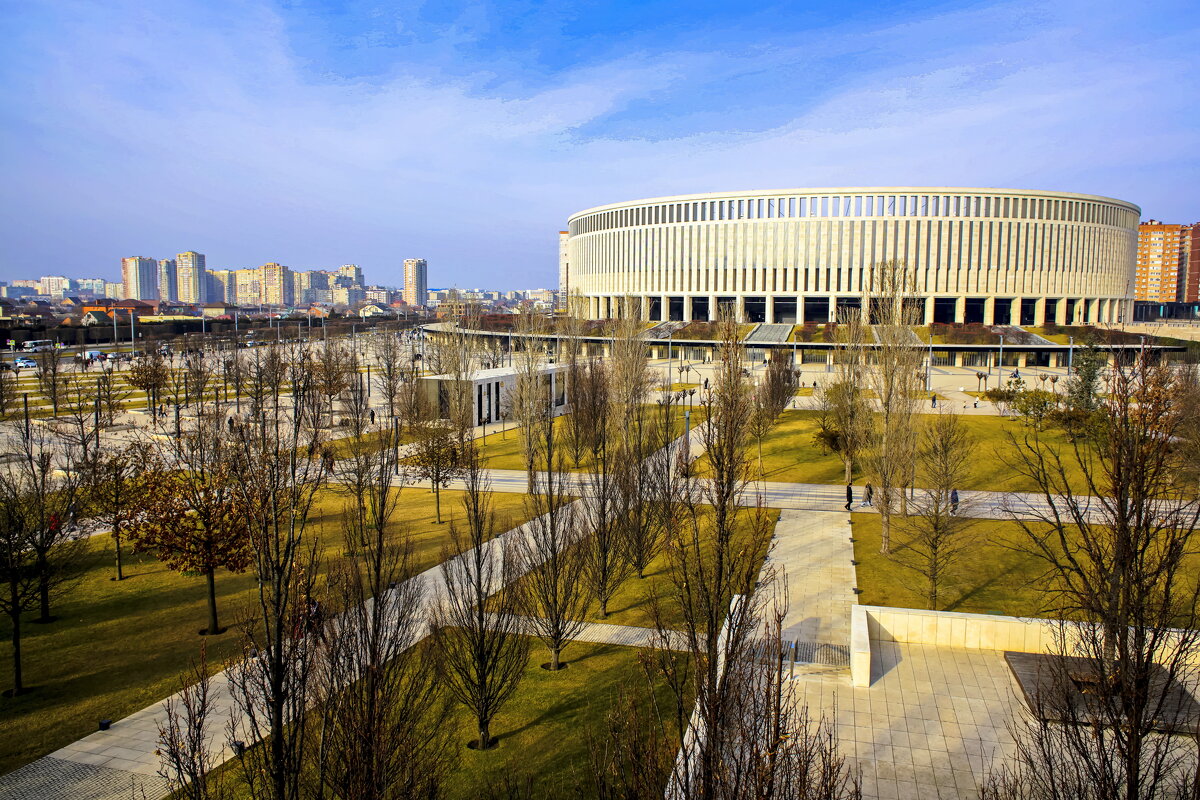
[561, 187, 1139, 325]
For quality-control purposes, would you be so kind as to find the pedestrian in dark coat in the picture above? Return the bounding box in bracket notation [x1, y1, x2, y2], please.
[950, 488, 960, 515]
[864, 483, 874, 507]
[845, 484, 853, 512]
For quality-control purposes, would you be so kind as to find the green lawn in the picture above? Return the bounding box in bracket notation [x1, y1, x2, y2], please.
[0, 488, 534, 777]
[213, 639, 679, 799]
[850, 514, 1048, 617]
[497, 507, 780, 631]
[474, 407, 708, 473]
[445, 640, 676, 798]
[697, 409, 1087, 492]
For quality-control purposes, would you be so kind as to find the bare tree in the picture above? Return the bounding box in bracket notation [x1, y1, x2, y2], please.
[34, 347, 67, 417]
[748, 351, 797, 476]
[226, 377, 328, 800]
[863, 260, 923, 552]
[563, 357, 609, 468]
[370, 330, 407, 421]
[517, 414, 590, 670]
[0, 425, 87, 693]
[314, 436, 455, 800]
[430, 448, 530, 750]
[156, 645, 228, 800]
[50, 373, 103, 460]
[889, 410, 977, 610]
[989, 355, 1200, 800]
[509, 309, 551, 491]
[648, 314, 788, 799]
[582, 431, 631, 619]
[0, 369, 16, 420]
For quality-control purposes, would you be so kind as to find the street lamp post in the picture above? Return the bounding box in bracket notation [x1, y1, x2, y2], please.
[1068, 336, 1074, 372]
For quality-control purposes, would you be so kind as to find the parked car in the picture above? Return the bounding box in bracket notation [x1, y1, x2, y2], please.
[13, 357, 37, 369]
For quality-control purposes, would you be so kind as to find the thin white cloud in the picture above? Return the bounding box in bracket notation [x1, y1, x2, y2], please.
[0, 0, 1196, 285]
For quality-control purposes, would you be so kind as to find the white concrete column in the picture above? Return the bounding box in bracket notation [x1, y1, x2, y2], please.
[796, 297, 805, 325]
[1034, 298, 1047, 326]
[683, 296, 693, 323]
[1054, 299, 1067, 325]
[766, 295, 776, 324]
[983, 298, 995, 325]
[709, 294, 718, 322]
[954, 296, 966, 324]
[661, 294, 670, 322]
[924, 297, 935, 325]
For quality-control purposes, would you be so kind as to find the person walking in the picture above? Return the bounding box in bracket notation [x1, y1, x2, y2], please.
[950, 488, 960, 516]
[863, 483, 874, 507]
[845, 484, 853, 512]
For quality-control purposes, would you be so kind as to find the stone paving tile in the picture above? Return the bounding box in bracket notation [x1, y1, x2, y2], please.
[0, 756, 168, 800]
[791, 643, 1021, 800]
[766, 509, 856, 646]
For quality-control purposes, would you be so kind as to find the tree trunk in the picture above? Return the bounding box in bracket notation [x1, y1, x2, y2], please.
[37, 562, 51, 623]
[205, 567, 220, 634]
[114, 529, 124, 581]
[8, 588, 22, 696]
[551, 647, 561, 671]
[599, 597, 608, 619]
[434, 484, 442, 523]
[844, 457, 852, 484]
[478, 720, 491, 750]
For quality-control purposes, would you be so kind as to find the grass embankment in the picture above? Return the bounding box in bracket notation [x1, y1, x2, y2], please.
[850, 515, 1046, 617]
[0, 488, 533, 776]
[445, 640, 675, 798]
[694, 409, 1087, 492]
[851, 514, 1200, 619]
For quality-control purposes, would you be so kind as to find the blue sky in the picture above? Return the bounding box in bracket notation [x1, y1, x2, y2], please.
[1, 0, 1197, 288]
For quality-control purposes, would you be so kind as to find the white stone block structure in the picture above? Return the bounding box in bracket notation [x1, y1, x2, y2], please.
[563, 187, 1139, 326]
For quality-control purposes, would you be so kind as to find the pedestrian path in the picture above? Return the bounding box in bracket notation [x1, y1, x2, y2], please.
[497, 614, 690, 651]
[765, 510, 856, 649]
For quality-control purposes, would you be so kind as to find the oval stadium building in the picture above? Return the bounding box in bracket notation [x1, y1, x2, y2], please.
[561, 188, 1139, 326]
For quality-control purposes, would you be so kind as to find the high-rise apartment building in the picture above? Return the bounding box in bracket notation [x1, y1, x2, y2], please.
[176, 251, 207, 304]
[558, 230, 570, 309]
[403, 259, 427, 307]
[259, 262, 293, 306]
[1134, 221, 1200, 303]
[158, 259, 178, 302]
[39, 276, 73, 298]
[206, 270, 234, 304]
[234, 269, 261, 306]
[75, 278, 108, 296]
[121, 256, 159, 300]
[336, 264, 363, 286]
[1177, 224, 1200, 303]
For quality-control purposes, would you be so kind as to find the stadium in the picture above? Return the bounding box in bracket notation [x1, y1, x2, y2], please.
[561, 187, 1139, 326]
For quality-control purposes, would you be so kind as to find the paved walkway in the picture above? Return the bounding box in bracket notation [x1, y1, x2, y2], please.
[763, 505, 1022, 799]
[499, 614, 689, 652]
[767, 510, 856, 646]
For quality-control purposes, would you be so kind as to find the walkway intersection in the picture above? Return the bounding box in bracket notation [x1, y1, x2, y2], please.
[764, 509, 1020, 800]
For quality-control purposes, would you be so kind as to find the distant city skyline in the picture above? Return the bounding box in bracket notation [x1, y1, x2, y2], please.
[2, 0, 1197, 286]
